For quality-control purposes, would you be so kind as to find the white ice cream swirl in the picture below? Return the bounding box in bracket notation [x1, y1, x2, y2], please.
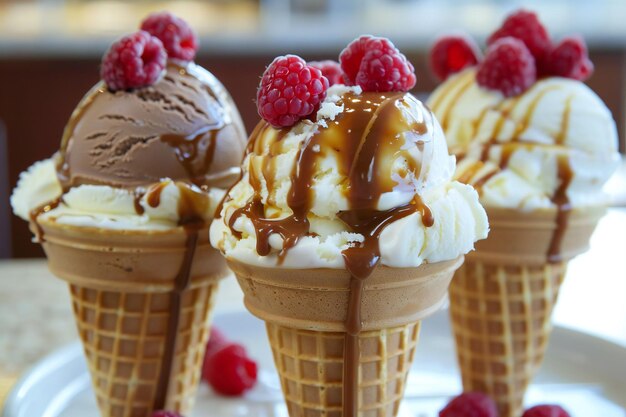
[211, 85, 489, 268]
[427, 69, 620, 210]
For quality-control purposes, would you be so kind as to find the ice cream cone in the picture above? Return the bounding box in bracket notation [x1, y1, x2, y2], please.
[228, 257, 463, 417]
[33, 219, 229, 417]
[448, 206, 605, 417]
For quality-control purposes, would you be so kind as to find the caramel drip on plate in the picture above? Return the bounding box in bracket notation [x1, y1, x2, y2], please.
[228, 92, 435, 416]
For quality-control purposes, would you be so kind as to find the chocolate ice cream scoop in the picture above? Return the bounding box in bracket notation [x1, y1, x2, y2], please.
[57, 62, 247, 190]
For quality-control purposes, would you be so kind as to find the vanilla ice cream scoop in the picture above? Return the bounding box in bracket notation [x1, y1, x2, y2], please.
[211, 85, 488, 269]
[427, 68, 620, 210]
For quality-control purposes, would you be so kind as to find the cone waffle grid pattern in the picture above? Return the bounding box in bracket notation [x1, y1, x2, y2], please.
[69, 282, 217, 417]
[448, 260, 566, 417]
[266, 322, 421, 417]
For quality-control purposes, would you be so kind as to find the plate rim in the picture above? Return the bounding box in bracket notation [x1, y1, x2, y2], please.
[4, 310, 626, 417]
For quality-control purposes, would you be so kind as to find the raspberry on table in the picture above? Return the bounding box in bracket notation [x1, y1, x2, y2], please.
[487, 9, 551, 64]
[140, 12, 198, 61]
[100, 30, 167, 91]
[309, 60, 344, 86]
[477, 37, 536, 97]
[544, 36, 593, 81]
[340, 35, 416, 92]
[439, 392, 498, 417]
[430, 34, 482, 81]
[204, 343, 258, 396]
[151, 411, 183, 417]
[522, 405, 571, 417]
[257, 55, 329, 128]
[201, 327, 229, 381]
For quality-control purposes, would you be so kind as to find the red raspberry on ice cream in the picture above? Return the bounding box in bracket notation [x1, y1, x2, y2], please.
[430, 34, 482, 81]
[141, 12, 198, 61]
[476, 37, 536, 97]
[257, 55, 329, 128]
[340, 35, 416, 92]
[101, 30, 167, 91]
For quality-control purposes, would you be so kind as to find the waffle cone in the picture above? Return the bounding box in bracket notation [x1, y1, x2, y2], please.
[228, 257, 463, 417]
[448, 206, 605, 417]
[33, 219, 229, 417]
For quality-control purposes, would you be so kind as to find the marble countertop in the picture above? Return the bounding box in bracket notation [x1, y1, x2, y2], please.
[0, 259, 245, 377]
[1, 208, 625, 378]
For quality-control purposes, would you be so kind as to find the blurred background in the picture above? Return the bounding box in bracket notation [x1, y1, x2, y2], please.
[1, 0, 625, 259]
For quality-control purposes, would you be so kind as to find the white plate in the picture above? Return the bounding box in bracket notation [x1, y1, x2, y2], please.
[3, 311, 626, 417]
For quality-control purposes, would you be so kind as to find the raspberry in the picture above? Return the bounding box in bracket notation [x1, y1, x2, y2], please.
[205, 327, 228, 355]
[151, 411, 183, 417]
[477, 37, 536, 97]
[100, 31, 167, 91]
[140, 12, 198, 61]
[544, 36, 593, 81]
[340, 35, 416, 92]
[202, 327, 229, 381]
[430, 34, 482, 81]
[339, 35, 374, 85]
[204, 343, 258, 396]
[487, 9, 551, 64]
[309, 60, 344, 86]
[522, 405, 571, 417]
[257, 55, 329, 128]
[439, 392, 498, 417]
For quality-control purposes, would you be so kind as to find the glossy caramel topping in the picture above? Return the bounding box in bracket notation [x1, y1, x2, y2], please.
[229, 91, 436, 271]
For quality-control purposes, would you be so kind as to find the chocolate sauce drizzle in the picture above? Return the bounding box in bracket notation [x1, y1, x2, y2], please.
[227, 92, 435, 416]
[29, 198, 62, 242]
[160, 127, 220, 187]
[153, 231, 199, 410]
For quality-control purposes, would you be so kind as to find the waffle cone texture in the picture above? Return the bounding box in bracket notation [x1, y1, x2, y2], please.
[228, 257, 463, 417]
[448, 206, 605, 417]
[33, 219, 229, 417]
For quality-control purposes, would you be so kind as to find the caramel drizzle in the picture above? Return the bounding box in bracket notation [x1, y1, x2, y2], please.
[227, 92, 435, 416]
[133, 188, 146, 215]
[547, 96, 574, 263]
[429, 70, 474, 130]
[153, 230, 199, 411]
[455, 86, 565, 195]
[160, 127, 221, 188]
[29, 198, 62, 242]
